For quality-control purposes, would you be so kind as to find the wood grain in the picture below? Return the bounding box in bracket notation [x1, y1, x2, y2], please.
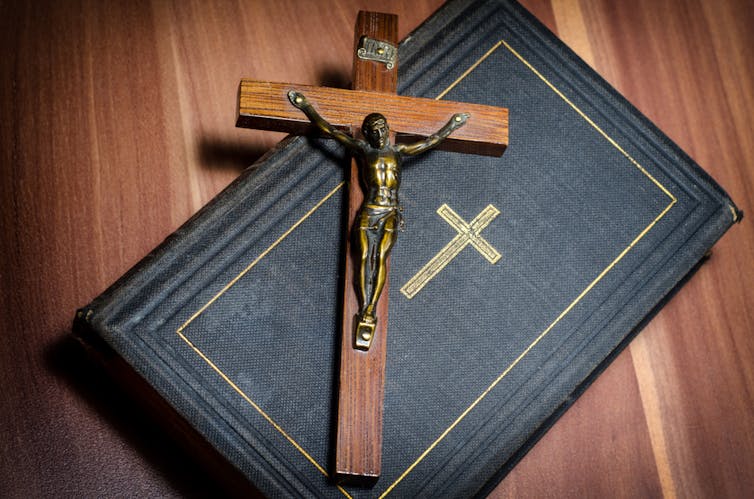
[1, 0, 752, 497]
[237, 80, 508, 155]
[334, 11, 398, 485]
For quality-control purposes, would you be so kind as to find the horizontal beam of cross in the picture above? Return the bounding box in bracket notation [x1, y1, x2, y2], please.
[237, 80, 508, 156]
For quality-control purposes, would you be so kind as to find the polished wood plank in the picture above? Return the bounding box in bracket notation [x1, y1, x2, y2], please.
[335, 11, 399, 485]
[0, 1, 443, 496]
[237, 81, 508, 155]
[1, 0, 751, 497]
[494, 0, 754, 497]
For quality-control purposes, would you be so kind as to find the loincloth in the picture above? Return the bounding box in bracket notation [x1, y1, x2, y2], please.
[358, 204, 405, 233]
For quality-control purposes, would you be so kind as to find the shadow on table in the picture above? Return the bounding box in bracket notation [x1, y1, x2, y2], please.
[45, 334, 259, 498]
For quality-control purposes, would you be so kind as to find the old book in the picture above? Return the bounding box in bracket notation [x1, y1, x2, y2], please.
[74, 0, 740, 497]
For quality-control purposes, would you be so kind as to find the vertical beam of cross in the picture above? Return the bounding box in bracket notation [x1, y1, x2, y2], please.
[334, 11, 398, 486]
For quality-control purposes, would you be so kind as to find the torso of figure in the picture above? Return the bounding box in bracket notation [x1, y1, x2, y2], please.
[361, 146, 402, 207]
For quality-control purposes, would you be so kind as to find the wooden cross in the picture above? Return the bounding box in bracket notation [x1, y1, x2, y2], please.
[236, 11, 507, 485]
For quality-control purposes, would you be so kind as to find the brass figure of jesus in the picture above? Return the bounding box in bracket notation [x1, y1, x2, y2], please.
[288, 91, 468, 348]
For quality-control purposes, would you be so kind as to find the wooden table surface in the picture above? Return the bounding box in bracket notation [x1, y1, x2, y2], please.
[1, 1, 752, 497]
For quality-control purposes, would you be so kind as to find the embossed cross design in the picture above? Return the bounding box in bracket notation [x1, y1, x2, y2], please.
[401, 204, 501, 299]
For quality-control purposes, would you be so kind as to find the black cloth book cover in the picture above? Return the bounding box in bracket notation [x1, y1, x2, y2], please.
[74, 0, 740, 497]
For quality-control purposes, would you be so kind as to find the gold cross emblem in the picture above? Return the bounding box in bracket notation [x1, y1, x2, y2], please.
[401, 204, 501, 299]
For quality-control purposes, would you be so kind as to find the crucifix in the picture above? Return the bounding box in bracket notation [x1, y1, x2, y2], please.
[236, 11, 508, 485]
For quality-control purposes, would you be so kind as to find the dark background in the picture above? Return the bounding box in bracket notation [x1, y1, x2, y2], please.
[1, 0, 752, 496]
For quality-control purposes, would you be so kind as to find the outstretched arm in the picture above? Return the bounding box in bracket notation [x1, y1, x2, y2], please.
[288, 91, 363, 151]
[396, 112, 470, 157]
